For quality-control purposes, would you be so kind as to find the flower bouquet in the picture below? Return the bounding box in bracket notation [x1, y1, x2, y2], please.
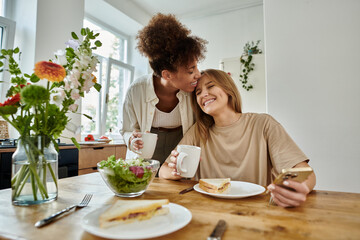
[0, 28, 102, 205]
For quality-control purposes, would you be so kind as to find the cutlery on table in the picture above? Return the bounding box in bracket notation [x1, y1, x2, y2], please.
[207, 219, 227, 240]
[179, 186, 194, 194]
[35, 194, 92, 228]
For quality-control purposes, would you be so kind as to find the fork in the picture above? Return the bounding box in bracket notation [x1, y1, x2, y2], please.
[35, 194, 93, 228]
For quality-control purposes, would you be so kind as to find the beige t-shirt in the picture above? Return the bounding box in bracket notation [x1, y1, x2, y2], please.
[169, 113, 308, 186]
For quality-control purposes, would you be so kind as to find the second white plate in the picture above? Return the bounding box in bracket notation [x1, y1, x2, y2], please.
[82, 203, 192, 239]
[78, 141, 103, 145]
[193, 181, 265, 199]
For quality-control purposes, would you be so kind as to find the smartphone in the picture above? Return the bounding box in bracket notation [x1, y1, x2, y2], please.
[273, 167, 313, 187]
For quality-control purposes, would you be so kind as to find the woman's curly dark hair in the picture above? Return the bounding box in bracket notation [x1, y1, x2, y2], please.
[136, 13, 207, 77]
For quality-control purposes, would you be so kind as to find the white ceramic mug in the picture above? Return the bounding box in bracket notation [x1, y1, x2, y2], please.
[130, 132, 158, 159]
[176, 145, 201, 178]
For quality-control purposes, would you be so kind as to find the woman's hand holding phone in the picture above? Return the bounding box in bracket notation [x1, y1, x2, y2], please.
[267, 180, 310, 207]
[267, 166, 313, 207]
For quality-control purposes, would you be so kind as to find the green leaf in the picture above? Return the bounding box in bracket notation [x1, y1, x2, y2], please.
[94, 82, 101, 92]
[0, 105, 18, 115]
[24, 73, 31, 78]
[30, 73, 40, 83]
[83, 113, 93, 120]
[81, 28, 86, 36]
[95, 40, 102, 47]
[71, 32, 79, 40]
[14, 47, 20, 53]
[71, 137, 80, 149]
[0, 61, 3, 67]
[1, 49, 7, 55]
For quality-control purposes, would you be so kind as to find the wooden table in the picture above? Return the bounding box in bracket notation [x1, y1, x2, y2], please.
[0, 173, 359, 240]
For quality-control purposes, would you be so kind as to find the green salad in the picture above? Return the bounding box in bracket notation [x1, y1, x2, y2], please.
[98, 155, 154, 193]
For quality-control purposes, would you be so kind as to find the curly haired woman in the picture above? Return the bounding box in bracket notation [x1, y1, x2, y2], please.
[120, 13, 207, 165]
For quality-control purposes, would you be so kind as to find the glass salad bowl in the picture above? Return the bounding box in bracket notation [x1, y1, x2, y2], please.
[97, 156, 160, 197]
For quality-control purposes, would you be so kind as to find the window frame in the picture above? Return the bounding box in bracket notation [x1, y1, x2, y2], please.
[101, 57, 134, 136]
[0, 15, 15, 102]
[81, 16, 135, 138]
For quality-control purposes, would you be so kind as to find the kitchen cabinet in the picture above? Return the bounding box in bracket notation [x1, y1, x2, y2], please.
[78, 143, 126, 175]
[0, 145, 79, 190]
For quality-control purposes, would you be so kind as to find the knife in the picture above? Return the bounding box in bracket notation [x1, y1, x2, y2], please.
[207, 219, 227, 240]
[179, 186, 194, 194]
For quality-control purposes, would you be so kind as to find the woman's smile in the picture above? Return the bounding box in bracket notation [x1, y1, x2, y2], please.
[203, 98, 215, 107]
[190, 80, 198, 87]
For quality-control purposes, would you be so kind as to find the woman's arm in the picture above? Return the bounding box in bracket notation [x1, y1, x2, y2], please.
[267, 161, 316, 207]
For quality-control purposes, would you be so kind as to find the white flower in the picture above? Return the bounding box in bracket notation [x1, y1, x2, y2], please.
[64, 77, 71, 91]
[82, 78, 95, 93]
[79, 55, 92, 68]
[82, 71, 92, 81]
[70, 88, 80, 100]
[68, 70, 81, 89]
[69, 103, 79, 113]
[54, 50, 67, 66]
[65, 39, 80, 50]
[50, 91, 65, 107]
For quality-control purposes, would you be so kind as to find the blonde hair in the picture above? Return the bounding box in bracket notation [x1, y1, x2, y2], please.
[191, 69, 242, 144]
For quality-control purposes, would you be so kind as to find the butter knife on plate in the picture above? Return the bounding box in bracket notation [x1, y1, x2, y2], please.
[207, 219, 227, 240]
[179, 186, 194, 194]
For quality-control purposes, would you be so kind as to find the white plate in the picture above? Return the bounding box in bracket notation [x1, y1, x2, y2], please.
[193, 181, 265, 199]
[78, 141, 103, 145]
[82, 203, 192, 239]
[95, 139, 111, 143]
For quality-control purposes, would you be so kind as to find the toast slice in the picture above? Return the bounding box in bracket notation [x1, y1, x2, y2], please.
[99, 199, 170, 228]
[199, 178, 231, 194]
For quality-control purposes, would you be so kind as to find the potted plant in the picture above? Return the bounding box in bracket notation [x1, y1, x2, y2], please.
[239, 40, 263, 91]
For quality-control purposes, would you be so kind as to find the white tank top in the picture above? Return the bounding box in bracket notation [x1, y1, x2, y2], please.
[152, 104, 182, 128]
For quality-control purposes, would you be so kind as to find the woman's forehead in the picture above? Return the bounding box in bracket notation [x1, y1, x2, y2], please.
[196, 75, 211, 89]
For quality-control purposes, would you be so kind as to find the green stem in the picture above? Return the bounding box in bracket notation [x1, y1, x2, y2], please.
[12, 165, 27, 198]
[23, 140, 49, 199]
[30, 171, 37, 200]
[48, 162, 58, 189]
[15, 169, 30, 198]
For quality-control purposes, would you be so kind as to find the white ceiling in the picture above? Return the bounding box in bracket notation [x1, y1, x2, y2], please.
[86, 0, 263, 36]
[131, 0, 263, 20]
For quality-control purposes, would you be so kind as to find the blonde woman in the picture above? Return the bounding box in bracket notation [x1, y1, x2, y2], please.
[159, 69, 316, 207]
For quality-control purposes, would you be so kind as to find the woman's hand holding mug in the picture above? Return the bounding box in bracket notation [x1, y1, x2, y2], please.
[168, 145, 201, 178]
[129, 130, 143, 152]
[168, 150, 182, 178]
[129, 131, 158, 159]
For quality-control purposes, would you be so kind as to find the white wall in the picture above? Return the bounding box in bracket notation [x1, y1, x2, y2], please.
[8, 0, 37, 75]
[264, 0, 360, 193]
[182, 5, 264, 71]
[221, 55, 266, 113]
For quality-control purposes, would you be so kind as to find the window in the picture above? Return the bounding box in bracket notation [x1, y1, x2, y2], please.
[81, 19, 134, 138]
[0, 14, 15, 102]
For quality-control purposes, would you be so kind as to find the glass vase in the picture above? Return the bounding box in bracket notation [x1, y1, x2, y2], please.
[11, 136, 58, 206]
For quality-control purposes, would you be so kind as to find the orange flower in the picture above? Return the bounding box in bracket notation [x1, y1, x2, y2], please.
[34, 61, 66, 82]
[91, 74, 97, 83]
